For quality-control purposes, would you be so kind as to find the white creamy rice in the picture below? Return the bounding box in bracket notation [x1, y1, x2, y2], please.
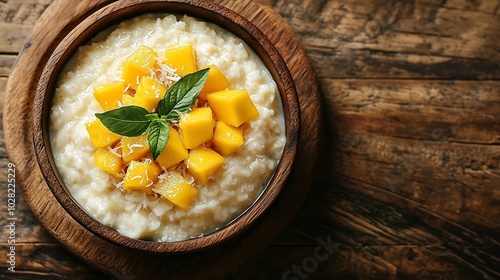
[49, 14, 285, 241]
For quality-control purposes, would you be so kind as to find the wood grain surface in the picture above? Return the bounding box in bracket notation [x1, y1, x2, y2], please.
[1, 0, 499, 279]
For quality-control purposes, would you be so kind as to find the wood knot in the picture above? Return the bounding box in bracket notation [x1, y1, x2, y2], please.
[364, 20, 382, 38]
[364, 0, 414, 38]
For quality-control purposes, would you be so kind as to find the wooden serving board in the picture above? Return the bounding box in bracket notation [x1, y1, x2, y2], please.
[4, 0, 322, 278]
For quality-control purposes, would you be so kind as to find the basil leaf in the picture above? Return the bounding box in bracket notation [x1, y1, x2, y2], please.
[146, 113, 160, 121]
[158, 68, 210, 120]
[147, 119, 170, 160]
[95, 106, 150, 137]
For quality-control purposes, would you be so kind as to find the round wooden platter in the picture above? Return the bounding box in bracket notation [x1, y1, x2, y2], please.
[4, 0, 322, 278]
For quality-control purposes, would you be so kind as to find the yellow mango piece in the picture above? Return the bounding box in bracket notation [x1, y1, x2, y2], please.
[132, 76, 167, 112]
[94, 147, 122, 176]
[198, 65, 230, 100]
[154, 171, 198, 210]
[122, 45, 158, 90]
[86, 119, 121, 148]
[93, 82, 127, 111]
[179, 107, 214, 149]
[186, 147, 224, 185]
[121, 94, 135, 106]
[121, 134, 150, 163]
[212, 121, 244, 156]
[123, 161, 161, 195]
[164, 45, 197, 76]
[206, 90, 259, 127]
[156, 128, 188, 169]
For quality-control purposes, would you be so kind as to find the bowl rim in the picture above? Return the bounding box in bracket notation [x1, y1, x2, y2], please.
[33, 0, 300, 254]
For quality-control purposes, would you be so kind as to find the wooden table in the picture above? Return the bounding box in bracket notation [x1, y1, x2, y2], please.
[1, 0, 499, 279]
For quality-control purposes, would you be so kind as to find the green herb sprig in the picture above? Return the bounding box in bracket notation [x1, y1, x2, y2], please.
[96, 68, 210, 160]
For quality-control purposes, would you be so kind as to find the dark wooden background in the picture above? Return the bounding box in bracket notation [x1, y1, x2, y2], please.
[1, 0, 499, 279]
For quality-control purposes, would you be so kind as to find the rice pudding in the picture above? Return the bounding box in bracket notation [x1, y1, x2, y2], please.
[49, 14, 285, 242]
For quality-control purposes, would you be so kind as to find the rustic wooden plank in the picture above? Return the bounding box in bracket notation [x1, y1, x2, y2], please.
[0, 23, 34, 54]
[1, 69, 53, 245]
[327, 136, 498, 239]
[277, 151, 498, 246]
[0, 0, 96, 53]
[323, 80, 500, 144]
[1, 66, 42, 253]
[229, 245, 500, 280]
[277, 180, 444, 246]
[0, 158, 56, 243]
[0, 0, 53, 25]
[0, 78, 6, 157]
[0, 244, 107, 279]
[0, 55, 16, 77]
[0, 130, 6, 160]
[0, 0, 52, 55]
[272, 0, 500, 79]
[274, 80, 499, 247]
[331, 160, 497, 241]
[446, 0, 500, 14]
[1, 244, 497, 279]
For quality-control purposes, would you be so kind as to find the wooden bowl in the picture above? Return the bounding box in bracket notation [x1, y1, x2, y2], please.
[32, 0, 300, 254]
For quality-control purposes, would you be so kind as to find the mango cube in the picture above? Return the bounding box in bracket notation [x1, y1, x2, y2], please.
[121, 134, 150, 163]
[206, 90, 259, 127]
[121, 94, 135, 106]
[122, 45, 158, 90]
[93, 82, 127, 111]
[156, 128, 189, 169]
[186, 147, 224, 185]
[154, 171, 198, 210]
[179, 107, 214, 149]
[131, 76, 167, 112]
[212, 121, 244, 156]
[164, 45, 197, 76]
[94, 147, 122, 176]
[198, 65, 230, 100]
[86, 119, 121, 147]
[123, 161, 161, 195]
